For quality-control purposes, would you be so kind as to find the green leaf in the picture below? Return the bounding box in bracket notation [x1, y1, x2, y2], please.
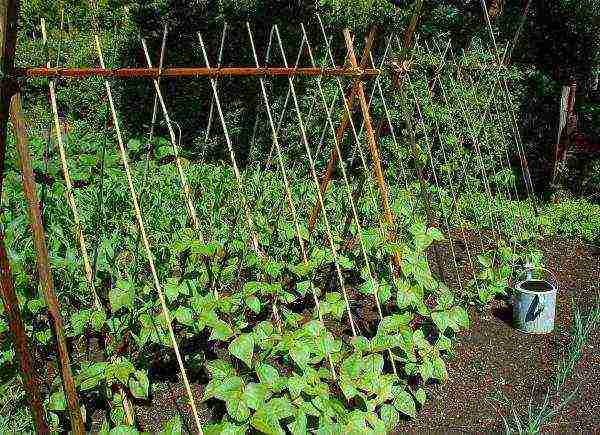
[127, 138, 142, 151]
[359, 278, 376, 295]
[393, 390, 416, 418]
[265, 397, 295, 420]
[290, 342, 311, 368]
[341, 352, 364, 379]
[337, 255, 353, 270]
[109, 426, 139, 435]
[415, 388, 427, 406]
[363, 354, 384, 375]
[174, 306, 194, 327]
[109, 279, 134, 312]
[208, 319, 233, 341]
[90, 309, 107, 332]
[264, 260, 284, 279]
[48, 390, 66, 411]
[288, 410, 307, 435]
[340, 378, 359, 401]
[380, 404, 399, 431]
[160, 415, 182, 435]
[204, 422, 247, 435]
[71, 309, 90, 335]
[78, 362, 107, 390]
[377, 313, 412, 335]
[427, 227, 445, 241]
[250, 410, 284, 435]
[226, 392, 251, 422]
[244, 296, 261, 314]
[241, 383, 268, 410]
[129, 370, 149, 399]
[228, 333, 254, 367]
[414, 233, 433, 252]
[351, 336, 370, 352]
[110, 360, 135, 385]
[431, 311, 451, 333]
[256, 363, 280, 387]
[164, 278, 186, 303]
[287, 375, 305, 400]
[203, 376, 243, 401]
[206, 359, 234, 380]
[431, 356, 448, 381]
[296, 280, 312, 296]
[449, 306, 470, 329]
[419, 358, 434, 383]
[395, 279, 413, 309]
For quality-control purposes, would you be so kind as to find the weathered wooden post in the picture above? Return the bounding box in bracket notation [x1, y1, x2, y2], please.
[10, 92, 86, 435]
[307, 27, 377, 234]
[0, 1, 48, 433]
[0, 2, 84, 433]
[342, 29, 403, 272]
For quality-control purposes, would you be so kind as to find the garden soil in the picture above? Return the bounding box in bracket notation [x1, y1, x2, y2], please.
[403, 236, 600, 433]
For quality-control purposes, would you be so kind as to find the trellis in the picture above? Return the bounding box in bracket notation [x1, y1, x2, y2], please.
[0, 1, 536, 433]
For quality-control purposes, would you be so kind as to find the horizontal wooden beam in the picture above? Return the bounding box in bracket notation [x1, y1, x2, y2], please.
[13, 66, 381, 79]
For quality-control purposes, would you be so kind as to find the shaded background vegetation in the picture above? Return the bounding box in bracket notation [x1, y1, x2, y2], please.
[12, 0, 600, 197]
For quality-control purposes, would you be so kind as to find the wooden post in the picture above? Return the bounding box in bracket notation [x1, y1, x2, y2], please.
[552, 81, 577, 185]
[342, 29, 402, 272]
[307, 27, 377, 233]
[0, 234, 48, 433]
[1, 2, 49, 433]
[0, 0, 19, 195]
[10, 92, 85, 434]
[402, 0, 424, 58]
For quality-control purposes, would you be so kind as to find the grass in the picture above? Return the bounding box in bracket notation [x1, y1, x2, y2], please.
[493, 292, 600, 434]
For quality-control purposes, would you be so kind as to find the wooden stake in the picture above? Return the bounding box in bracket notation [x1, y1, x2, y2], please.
[0, 0, 20, 196]
[342, 29, 402, 272]
[10, 92, 85, 434]
[1, 4, 49, 432]
[307, 27, 377, 233]
[0, 233, 49, 433]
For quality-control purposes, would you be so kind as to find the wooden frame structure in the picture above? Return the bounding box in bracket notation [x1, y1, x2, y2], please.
[0, 0, 531, 433]
[0, 6, 405, 433]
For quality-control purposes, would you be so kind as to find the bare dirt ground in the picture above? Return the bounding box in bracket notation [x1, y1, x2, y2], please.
[402, 237, 600, 433]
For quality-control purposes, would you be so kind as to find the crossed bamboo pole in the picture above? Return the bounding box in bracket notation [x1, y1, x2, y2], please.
[92, 32, 204, 433]
[40, 18, 136, 426]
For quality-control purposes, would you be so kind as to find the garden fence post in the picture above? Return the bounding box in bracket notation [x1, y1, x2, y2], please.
[1, 1, 50, 433]
[307, 27, 377, 234]
[10, 91, 85, 435]
[0, 232, 49, 433]
[342, 29, 403, 273]
[0, 0, 19, 195]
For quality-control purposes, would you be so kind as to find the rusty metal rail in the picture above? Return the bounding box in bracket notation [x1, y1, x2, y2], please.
[13, 66, 381, 79]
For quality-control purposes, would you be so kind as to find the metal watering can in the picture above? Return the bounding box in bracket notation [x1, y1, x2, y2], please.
[512, 266, 558, 334]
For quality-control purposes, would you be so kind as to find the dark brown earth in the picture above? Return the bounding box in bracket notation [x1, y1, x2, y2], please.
[401, 236, 600, 433]
[115, 236, 600, 433]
